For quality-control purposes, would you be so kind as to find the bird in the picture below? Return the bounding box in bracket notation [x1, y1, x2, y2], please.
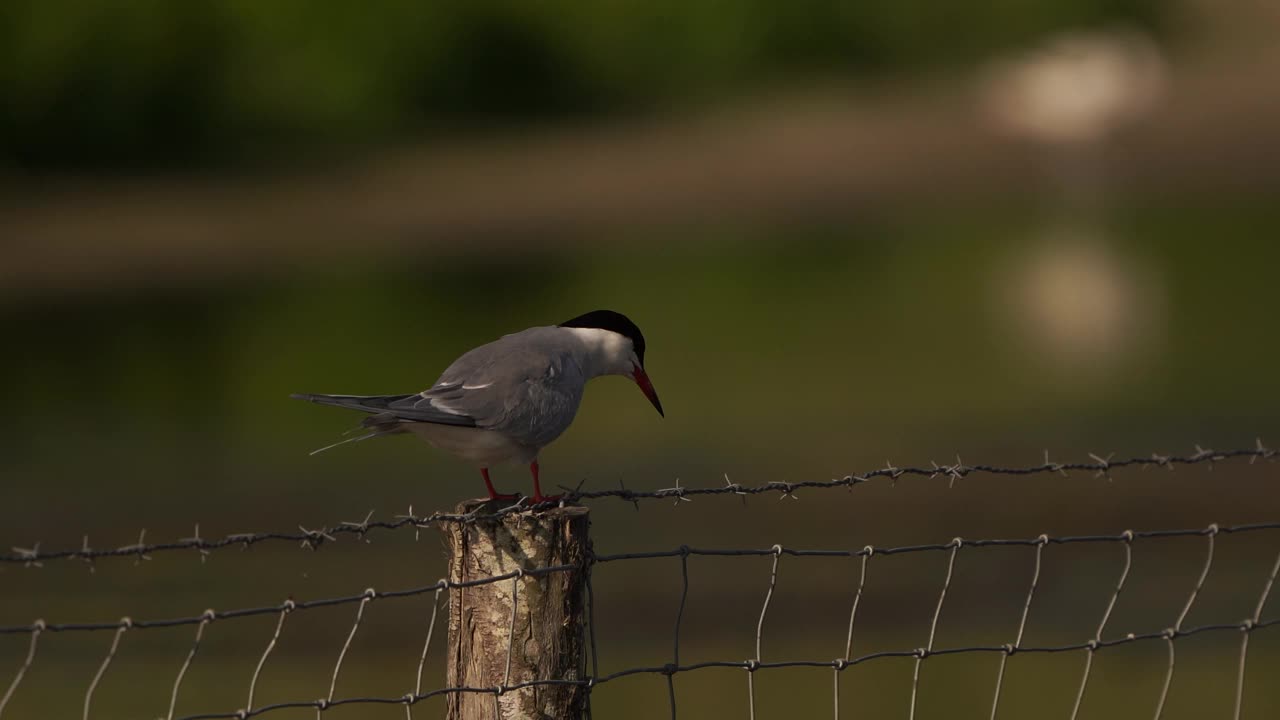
[291, 310, 663, 503]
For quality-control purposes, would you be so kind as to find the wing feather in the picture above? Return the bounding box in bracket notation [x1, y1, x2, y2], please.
[290, 393, 477, 427]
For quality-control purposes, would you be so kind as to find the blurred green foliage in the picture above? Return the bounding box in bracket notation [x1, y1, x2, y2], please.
[0, 0, 1165, 169]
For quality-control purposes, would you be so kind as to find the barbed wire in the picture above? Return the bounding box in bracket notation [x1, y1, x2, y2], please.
[4, 442, 1274, 567]
[3, 521, 1279, 719]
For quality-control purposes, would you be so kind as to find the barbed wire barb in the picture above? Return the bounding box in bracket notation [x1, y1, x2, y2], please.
[1250, 437, 1273, 464]
[393, 506, 421, 542]
[883, 460, 903, 487]
[556, 478, 590, 498]
[657, 478, 692, 507]
[614, 476, 640, 512]
[1043, 449, 1068, 478]
[120, 529, 152, 565]
[297, 526, 335, 551]
[723, 474, 748, 505]
[178, 526, 210, 564]
[1089, 453, 1115, 481]
[79, 536, 96, 572]
[339, 512, 376, 544]
[1192, 444, 1218, 471]
[10, 543, 40, 569]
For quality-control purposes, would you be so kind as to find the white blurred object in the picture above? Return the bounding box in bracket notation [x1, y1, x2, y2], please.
[982, 31, 1170, 380]
[979, 30, 1168, 145]
[996, 231, 1165, 377]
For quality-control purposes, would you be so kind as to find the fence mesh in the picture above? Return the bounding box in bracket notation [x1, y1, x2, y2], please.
[2, 444, 1277, 719]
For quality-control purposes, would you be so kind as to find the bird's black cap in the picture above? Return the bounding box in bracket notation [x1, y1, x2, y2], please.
[559, 310, 647, 365]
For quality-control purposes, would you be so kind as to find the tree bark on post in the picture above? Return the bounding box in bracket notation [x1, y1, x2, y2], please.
[442, 500, 591, 720]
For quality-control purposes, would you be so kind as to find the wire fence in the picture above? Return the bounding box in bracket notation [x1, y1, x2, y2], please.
[2, 444, 1278, 720]
[3, 442, 1271, 567]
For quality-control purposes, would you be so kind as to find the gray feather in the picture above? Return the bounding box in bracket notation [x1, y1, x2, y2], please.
[308, 429, 393, 456]
[290, 392, 477, 427]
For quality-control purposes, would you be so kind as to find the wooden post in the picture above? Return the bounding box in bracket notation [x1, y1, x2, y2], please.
[442, 500, 591, 720]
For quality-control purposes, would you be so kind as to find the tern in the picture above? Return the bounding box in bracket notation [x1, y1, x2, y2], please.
[292, 310, 663, 503]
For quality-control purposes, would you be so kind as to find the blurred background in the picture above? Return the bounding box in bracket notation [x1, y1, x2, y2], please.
[2, 0, 1278, 718]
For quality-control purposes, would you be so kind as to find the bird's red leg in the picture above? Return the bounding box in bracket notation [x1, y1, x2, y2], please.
[530, 459, 561, 504]
[481, 468, 518, 501]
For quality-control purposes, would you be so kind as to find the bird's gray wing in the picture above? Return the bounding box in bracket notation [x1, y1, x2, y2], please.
[291, 393, 478, 427]
[407, 332, 583, 446]
[408, 344, 552, 428]
[298, 327, 580, 440]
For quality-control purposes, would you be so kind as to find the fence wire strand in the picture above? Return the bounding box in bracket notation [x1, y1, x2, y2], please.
[585, 567, 599, 720]
[407, 586, 443, 720]
[989, 535, 1046, 720]
[0, 622, 40, 718]
[327, 589, 374, 707]
[245, 602, 292, 715]
[1069, 530, 1134, 720]
[910, 539, 960, 720]
[5, 445, 1273, 568]
[166, 611, 214, 720]
[82, 620, 128, 720]
[667, 550, 689, 720]
[1235, 546, 1280, 720]
[1153, 526, 1217, 720]
[834, 549, 872, 719]
[747, 545, 782, 720]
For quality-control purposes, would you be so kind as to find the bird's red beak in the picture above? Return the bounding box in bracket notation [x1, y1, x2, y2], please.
[632, 367, 664, 417]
